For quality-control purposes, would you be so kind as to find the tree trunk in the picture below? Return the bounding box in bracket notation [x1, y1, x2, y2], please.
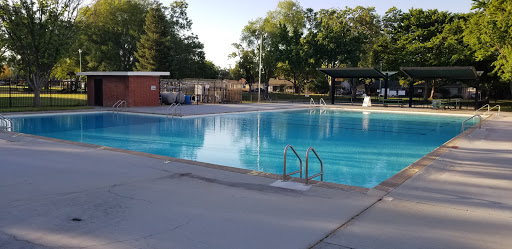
[33, 88, 41, 107]
[423, 80, 429, 101]
[248, 83, 253, 102]
[351, 78, 357, 99]
[429, 83, 435, 99]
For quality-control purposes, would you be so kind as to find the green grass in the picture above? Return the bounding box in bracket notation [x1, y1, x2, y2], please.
[0, 106, 92, 112]
[0, 93, 87, 108]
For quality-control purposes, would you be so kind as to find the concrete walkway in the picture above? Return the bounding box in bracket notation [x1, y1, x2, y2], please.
[314, 112, 512, 249]
[1, 104, 511, 249]
[0, 129, 378, 249]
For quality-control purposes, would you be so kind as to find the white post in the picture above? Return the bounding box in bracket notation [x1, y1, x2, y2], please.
[379, 61, 383, 95]
[258, 33, 263, 103]
[78, 49, 82, 72]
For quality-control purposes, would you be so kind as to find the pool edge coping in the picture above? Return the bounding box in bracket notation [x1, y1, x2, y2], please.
[372, 114, 493, 193]
[1, 108, 491, 196]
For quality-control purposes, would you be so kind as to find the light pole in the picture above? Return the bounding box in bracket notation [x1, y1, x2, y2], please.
[257, 31, 266, 103]
[379, 61, 383, 95]
[78, 49, 82, 73]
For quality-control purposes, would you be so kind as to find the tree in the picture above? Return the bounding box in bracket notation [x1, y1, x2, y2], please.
[276, 23, 309, 94]
[0, 0, 81, 107]
[465, 0, 512, 96]
[372, 8, 469, 100]
[230, 44, 257, 88]
[78, 0, 149, 71]
[166, 0, 206, 79]
[202, 60, 219, 79]
[134, 3, 170, 71]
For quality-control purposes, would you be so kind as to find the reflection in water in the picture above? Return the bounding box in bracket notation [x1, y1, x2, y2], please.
[12, 110, 467, 188]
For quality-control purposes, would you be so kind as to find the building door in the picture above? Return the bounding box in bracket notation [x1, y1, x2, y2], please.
[94, 79, 103, 106]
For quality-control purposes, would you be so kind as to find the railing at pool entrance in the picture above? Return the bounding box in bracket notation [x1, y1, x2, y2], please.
[462, 115, 482, 132]
[283, 145, 324, 185]
[474, 104, 501, 116]
[112, 100, 127, 112]
[319, 98, 327, 106]
[305, 147, 323, 185]
[283, 145, 303, 180]
[167, 103, 182, 118]
[0, 114, 13, 131]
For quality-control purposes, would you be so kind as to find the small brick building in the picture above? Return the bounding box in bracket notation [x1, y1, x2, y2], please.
[77, 71, 170, 107]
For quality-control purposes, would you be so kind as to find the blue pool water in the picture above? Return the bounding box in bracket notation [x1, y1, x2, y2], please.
[11, 109, 469, 188]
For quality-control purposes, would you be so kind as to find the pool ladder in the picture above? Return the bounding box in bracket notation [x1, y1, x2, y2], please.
[0, 114, 13, 131]
[112, 100, 127, 112]
[283, 145, 324, 185]
[309, 98, 327, 107]
[474, 104, 501, 116]
[461, 115, 482, 132]
[167, 103, 182, 118]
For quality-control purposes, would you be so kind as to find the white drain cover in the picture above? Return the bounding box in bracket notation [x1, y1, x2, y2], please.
[270, 180, 311, 191]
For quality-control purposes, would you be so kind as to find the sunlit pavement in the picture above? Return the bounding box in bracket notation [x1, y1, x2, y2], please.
[1, 104, 511, 249]
[313, 112, 512, 249]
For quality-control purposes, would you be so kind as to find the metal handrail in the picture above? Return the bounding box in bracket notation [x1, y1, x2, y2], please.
[462, 115, 482, 132]
[283, 145, 303, 181]
[489, 105, 501, 116]
[473, 104, 489, 114]
[319, 98, 327, 106]
[0, 114, 13, 131]
[112, 100, 127, 112]
[309, 98, 316, 106]
[305, 147, 323, 185]
[167, 103, 182, 117]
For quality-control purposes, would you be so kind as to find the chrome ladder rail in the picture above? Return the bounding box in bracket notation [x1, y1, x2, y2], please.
[283, 145, 303, 181]
[319, 98, 327, 106]
[462, 115, 482, 132]
[305, 147, 323, 185]
[0, 114, 13, 131]
[489, 105, 501, 116]
[167, 103, 182, 118]
[112, 100, 127, 112]
[473, 104, 489, 115]
[310, 98, 316, 106]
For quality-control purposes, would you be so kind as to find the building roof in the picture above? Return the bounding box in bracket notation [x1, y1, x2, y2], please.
[400, 67, 478, 80]
[77, 71, 170, 76]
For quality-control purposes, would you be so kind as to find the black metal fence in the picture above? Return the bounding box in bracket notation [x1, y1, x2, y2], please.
[0, 78, 87, 108]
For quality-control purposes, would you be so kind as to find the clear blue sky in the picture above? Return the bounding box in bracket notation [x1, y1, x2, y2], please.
[163, 0, 475, 69]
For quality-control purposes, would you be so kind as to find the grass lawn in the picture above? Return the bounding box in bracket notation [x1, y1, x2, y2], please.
[0, 106, 92, 112]
[0, 93, 87, 108]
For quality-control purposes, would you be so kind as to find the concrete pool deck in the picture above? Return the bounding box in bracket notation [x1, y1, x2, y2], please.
[1, 103, 511, 249]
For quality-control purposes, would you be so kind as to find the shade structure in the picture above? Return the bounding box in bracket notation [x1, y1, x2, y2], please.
[318, 67, 385, 79]
[317, 67, 399, 104]
[400, 66, 479, 108]
[400, 67, 478, 80]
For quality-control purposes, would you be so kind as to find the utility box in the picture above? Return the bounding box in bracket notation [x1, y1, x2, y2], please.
[77, 71, 170, 107]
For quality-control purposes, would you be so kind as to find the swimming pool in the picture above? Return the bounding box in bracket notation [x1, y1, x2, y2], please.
[11, 109, 470, 188]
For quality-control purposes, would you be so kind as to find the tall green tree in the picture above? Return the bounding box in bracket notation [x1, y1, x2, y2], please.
[0, 0, 81, 107]
[134, 3, 170, 71]
[166, 0, 206, 79]
[465, 0, 512, 96]
[230, 43, 257, 90]
[78, 0, 149, 71]
[372, 8, 469, 99]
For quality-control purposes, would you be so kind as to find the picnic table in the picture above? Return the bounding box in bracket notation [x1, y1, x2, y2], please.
[432, 99, 461, 109]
